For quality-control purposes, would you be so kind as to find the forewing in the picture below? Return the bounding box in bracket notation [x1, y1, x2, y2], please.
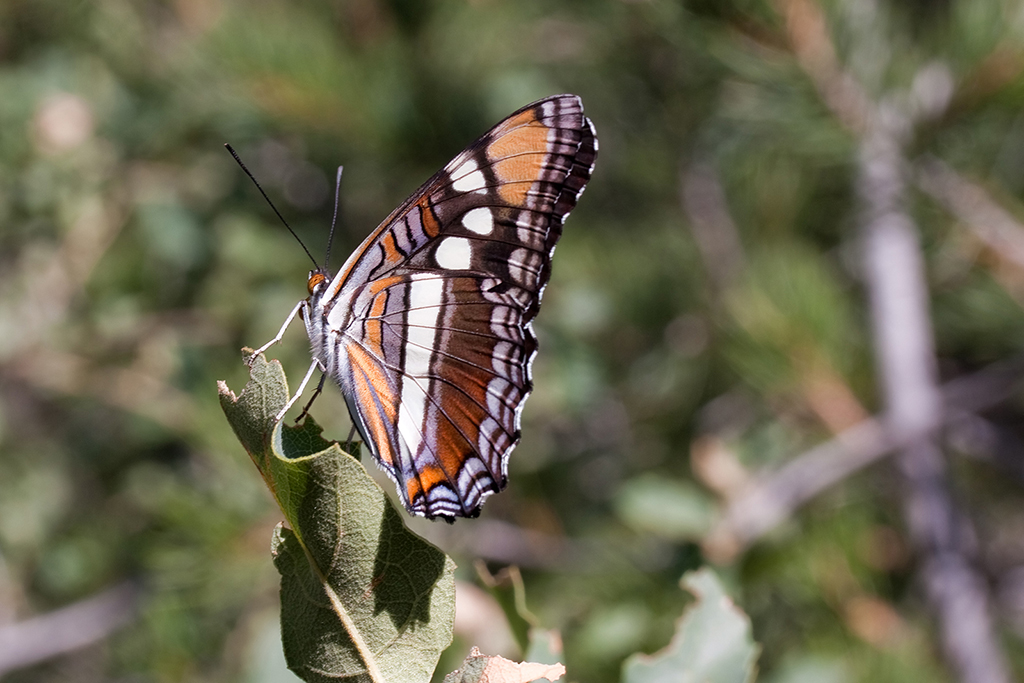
[327, 94, 598, 518]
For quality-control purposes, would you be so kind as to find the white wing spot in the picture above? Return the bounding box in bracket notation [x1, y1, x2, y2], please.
[452, 159, 488, 195]
[462, 207, 494, 235]
[435, 237, 472, 270]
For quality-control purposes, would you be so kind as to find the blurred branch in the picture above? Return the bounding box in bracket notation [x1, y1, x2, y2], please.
[915, 156, 1024, 271]
[859, 91, 1010, 683]
[744, 4, 1013, 678]
[708, 105, 1016, 683]
[0, 581, 139, 675]
[707, 353, 1024, 557]
[705, 414, 886, 560]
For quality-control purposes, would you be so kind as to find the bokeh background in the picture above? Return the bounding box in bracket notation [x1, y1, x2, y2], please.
[2, 0, 1024, 681]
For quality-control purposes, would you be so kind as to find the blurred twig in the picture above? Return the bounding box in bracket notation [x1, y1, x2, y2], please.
[707, 353, 1024, 557]
[7, 347, 198, 433]
[0, 581, 139, 675]
[774, 0, 871, 133]
[915, 155, 1024, 271]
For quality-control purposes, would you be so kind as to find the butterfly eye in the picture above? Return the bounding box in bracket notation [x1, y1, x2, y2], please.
[307, 272, 327, 296]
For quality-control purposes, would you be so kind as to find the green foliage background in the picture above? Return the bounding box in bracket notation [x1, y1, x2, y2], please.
[1, 0, 1023, 681]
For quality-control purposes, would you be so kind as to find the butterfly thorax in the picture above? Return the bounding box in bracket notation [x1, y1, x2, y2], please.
[303, 267, 364, 371]
[303, 268, 336, 368]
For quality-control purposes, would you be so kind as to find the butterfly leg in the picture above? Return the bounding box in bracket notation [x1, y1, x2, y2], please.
[249, 300, 306, 365]
[293, 372, 327, 423]
[343, 423, 358, 456]
[273, 358, 323, 422]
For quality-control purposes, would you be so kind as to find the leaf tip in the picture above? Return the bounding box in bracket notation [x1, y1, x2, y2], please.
[216, 379, 238, 403]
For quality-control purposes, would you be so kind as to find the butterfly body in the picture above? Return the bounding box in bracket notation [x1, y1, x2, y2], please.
[265, 95, 597, 520]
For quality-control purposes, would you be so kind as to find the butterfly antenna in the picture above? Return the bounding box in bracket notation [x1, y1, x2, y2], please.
[324, 166, 343, 268]
[224, 143, 319, 269]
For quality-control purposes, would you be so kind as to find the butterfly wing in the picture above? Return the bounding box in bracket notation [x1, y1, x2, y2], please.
[319, 94, 597, 518]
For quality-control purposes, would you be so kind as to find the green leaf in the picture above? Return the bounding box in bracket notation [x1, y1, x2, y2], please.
[219, 351, 456, 683]
[614, 475, 716, 542]
[622, 568, 759, 683]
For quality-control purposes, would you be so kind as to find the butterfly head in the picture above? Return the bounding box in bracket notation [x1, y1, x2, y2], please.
[307, 269, 329, 297]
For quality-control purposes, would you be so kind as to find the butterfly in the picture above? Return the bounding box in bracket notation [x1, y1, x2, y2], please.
[250, 94, 597, 520]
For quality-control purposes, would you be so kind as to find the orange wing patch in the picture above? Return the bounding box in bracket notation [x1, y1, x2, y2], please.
[347, 344, 398, 466]
[487, 123, 548, 161]
[357, 275, 404, 359]
[436, 420, 474, 476]
[366, 275, 405, 297]
[417, 195, 442, 237]
[362, 290, 388, 358]
[406, 463, 448, 505]
[487, 126, 549, 205]
[381, 231, 406, 266]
